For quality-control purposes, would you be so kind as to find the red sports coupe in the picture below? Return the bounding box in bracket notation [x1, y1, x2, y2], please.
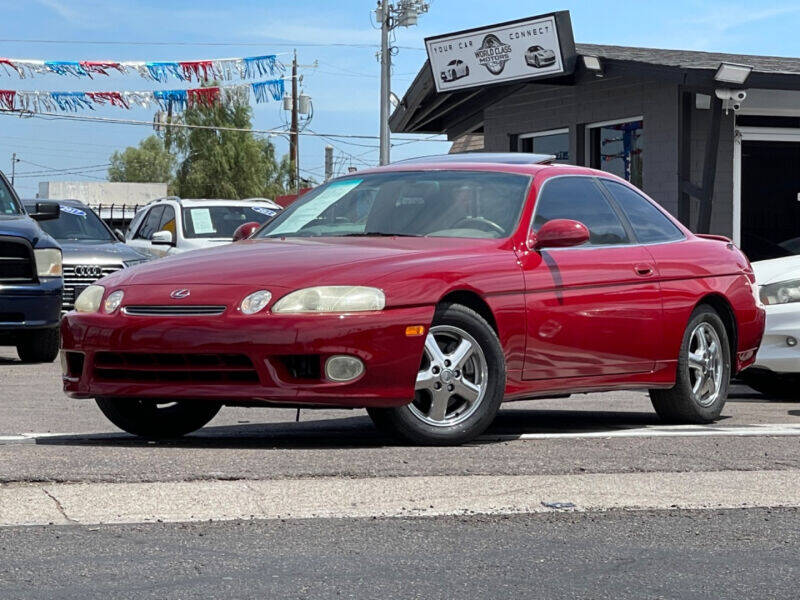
[61, 154, 765, 445]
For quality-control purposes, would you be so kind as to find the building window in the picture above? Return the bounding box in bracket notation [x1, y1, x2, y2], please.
[589, 119, 644, 188]
[518, 128, 570, 163]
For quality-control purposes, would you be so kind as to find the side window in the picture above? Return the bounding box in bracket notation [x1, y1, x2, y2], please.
[135, 206, 165, 240]
[158, 205, 177, 236]
[601, 180, 683, 244]
[533, 177, 629, 245]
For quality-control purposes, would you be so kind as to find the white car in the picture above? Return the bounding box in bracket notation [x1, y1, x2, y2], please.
[126, 197, 282, 258]
[525, 45, 556, 69]
[440, 59, 469, 82]
[740, 255, 800, 398]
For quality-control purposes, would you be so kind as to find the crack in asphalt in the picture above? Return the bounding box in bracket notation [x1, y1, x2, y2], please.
[41, 489, 78, 524]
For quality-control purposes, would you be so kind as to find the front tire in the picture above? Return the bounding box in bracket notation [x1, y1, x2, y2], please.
[367, 303, 505, 445]
[95, 397, 222, 439]
[16, 327, 60, 363]
[650, 305, 731, 423]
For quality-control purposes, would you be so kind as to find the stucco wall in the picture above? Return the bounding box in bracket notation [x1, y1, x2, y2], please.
[37, 182, 168, 206]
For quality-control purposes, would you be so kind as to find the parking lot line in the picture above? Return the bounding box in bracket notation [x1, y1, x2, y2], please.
[481, 423, 800, 441]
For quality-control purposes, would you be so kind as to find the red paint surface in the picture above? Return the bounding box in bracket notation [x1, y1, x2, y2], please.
[62, 163, 765, 407]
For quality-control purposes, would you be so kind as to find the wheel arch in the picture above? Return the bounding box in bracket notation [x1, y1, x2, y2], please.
[695, 293, 738, 372]
[438, 289, 498, 334]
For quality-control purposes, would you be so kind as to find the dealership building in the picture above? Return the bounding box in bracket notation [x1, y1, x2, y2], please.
[391, 11, 800, 261]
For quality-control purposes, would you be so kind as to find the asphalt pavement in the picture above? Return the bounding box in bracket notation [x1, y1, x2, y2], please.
[2, 347, 800, 598]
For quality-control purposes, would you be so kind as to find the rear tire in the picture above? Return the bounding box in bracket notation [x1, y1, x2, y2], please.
[95, 397, 222, 439]
[367, 303, 505, 445]
[16, 327, 60, 363]
[650, 305, 731, 423]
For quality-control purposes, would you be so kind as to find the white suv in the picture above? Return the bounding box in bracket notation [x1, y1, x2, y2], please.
[126, 197, 281, 258]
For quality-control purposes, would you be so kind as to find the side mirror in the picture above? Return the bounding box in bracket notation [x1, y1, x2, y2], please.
[114, 228, 125, 242]
[28, 202, 60, 222]
[527, 219, 590, 251]
[150, 230, 174, 245]
[232, 221, 261, 242]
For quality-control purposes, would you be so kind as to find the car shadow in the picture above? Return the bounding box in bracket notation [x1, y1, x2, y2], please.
[30, 408, 703, 449]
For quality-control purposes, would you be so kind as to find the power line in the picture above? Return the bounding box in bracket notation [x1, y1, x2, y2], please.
[0, 38, 425, 51]
[0, 109, 449, 142]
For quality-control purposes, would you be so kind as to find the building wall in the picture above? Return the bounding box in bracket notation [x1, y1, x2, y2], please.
[482, 76, 736, 236]
[38, 181, 167, 206]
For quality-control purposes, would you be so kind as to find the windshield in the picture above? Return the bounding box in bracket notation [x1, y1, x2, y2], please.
[35, 204, 114, 241]
[256, 170, 530, 239]
[182, 205, 279, 239]
[0, 177, 22, 216]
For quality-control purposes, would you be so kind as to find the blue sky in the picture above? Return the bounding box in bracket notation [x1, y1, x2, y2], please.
[1, 0, 799, 197]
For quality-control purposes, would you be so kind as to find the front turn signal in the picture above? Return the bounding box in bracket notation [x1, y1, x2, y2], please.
[405, 325, 425, 337]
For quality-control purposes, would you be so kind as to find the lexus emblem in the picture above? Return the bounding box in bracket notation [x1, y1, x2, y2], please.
[170, 289, 191, 299]
[74, 265, 103, 279]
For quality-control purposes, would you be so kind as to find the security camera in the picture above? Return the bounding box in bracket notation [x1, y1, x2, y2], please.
[715, 88, 747, 102]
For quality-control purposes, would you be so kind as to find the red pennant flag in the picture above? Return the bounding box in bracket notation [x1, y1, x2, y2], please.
[0, 90, 15, 110]
[180, 60, 214, 82]
[87, 91, 129, 109]
[79, 61, 125, 77]
[188, 86, 220, 107]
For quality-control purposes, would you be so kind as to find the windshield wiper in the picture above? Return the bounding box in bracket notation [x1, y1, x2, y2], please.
[341, 232, 423, 237]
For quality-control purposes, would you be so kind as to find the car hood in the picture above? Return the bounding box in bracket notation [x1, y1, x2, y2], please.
[103, 236, 501, 289]
[752, 256, 800, 285]
[0, 214, 58, 248]
[58, 240, 150, 263]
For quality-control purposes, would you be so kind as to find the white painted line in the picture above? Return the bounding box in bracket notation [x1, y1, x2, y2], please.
[2, 470, 800, 527]
[480, 423, 800, 441]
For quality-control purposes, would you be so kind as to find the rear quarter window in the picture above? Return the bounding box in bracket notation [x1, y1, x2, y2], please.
[601, 180, 684, 244]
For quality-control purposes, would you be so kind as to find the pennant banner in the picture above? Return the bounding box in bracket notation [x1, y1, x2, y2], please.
[0, 79, 285, 113]
[0, 55, 284, 82]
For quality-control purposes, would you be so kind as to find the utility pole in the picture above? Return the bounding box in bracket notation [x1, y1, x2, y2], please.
[11, 152, 18, 186]
[290, 49, 299, 191]
[164, 100, 173, 153]
[376, 1, 428, 166]
[324, 145, 334, 181]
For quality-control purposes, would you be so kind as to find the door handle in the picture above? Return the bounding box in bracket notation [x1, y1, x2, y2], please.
[635, 264, 654, 277]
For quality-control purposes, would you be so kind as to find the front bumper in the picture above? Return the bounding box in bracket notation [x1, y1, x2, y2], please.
[0, 278, 62, 333]
[61, 304, 434, 407]
[751, 302, 800, 374]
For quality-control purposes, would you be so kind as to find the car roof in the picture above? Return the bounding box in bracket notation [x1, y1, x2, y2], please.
[394, 153, 557, 166]
[22, 198, 87, 208]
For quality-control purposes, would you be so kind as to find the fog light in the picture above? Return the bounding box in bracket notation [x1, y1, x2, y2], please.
[324, 355, 364, 382]
[787, 337, 798, 347]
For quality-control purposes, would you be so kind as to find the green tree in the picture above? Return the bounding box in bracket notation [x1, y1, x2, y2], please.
[108, 135, 175, 183]
[172, 101, 291, 199]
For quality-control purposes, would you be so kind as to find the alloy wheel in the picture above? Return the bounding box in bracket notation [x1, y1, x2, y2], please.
[687, 322, 724, 407]
[411, 325, 488, 427]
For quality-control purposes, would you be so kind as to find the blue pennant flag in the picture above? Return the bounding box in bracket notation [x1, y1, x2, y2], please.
[243, 55, 282, 79]
[153, 89, 188, 110]
[51, 92, 94, 112]
[251, 79, 284, 103]
[45, 61, 88, 77]
[146, 62, 185, 83]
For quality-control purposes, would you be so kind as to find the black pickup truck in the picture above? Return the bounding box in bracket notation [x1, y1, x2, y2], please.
[0, 170, 63, 362]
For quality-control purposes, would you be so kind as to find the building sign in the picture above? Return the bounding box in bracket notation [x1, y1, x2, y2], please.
[425, 11, 576, 93]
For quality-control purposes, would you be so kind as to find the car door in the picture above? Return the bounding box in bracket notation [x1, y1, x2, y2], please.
[518, 175, 663, 380]
[127, 205, 164, 258]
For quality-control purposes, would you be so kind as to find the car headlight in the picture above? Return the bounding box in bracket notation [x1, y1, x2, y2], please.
[34, 248, 62, 277]
[272, 286, 385, 314]
[760, 279, 800, 305]
[104, 290, 124, 314]
[240, 290, 272, 315]
[74, 284, 105, 313]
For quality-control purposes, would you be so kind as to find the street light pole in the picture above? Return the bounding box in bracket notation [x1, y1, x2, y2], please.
[377, 1, 428, 166]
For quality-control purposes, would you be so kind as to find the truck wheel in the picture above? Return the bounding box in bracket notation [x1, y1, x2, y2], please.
[367, 303, 505, 445]
[95, 397, 222, 439]
[650, 305, 731, 423]
[16, 327, 60, 363]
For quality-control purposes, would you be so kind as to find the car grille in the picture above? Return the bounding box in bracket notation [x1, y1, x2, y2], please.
[63, 263, 124, 311]
[123, 305, 227, 316]
[0, 236, 35, 283]
[93, 352, 259, 385]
